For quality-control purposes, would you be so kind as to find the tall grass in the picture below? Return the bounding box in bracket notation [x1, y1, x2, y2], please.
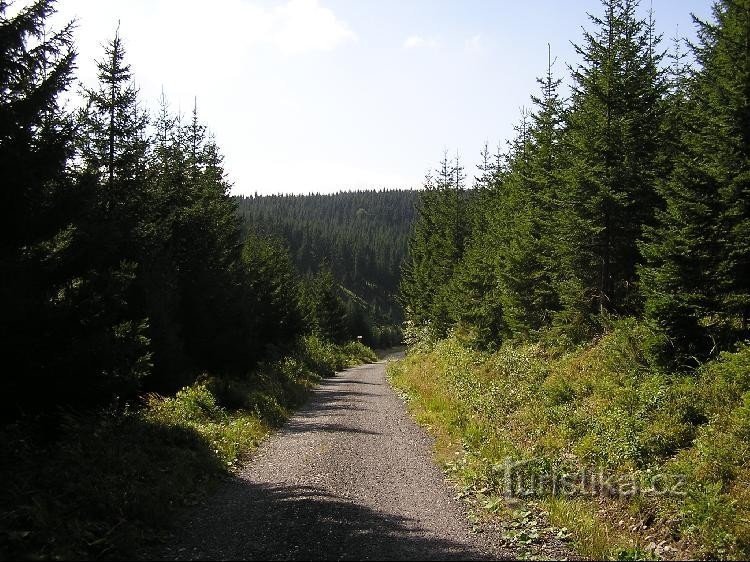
[388, 320, 750, 559]
[0, 336, 377, 560]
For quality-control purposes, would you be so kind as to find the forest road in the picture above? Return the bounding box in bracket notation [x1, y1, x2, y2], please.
[153, 352, 515, 561]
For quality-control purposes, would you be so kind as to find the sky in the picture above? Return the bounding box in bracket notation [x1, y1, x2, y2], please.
[50, 0, 715, 195]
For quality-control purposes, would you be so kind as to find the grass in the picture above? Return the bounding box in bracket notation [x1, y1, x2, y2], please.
[388, 320, 750, 560]
[0, 336, 377, 560]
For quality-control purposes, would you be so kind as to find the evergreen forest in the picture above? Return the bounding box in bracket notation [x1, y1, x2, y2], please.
[0, 0, 383, 418]
[393, 0, 750, 558]
[401, 0, 750, 362]
[236, 190, 417, 344]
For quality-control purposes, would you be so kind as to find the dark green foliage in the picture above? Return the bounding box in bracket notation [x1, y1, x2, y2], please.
[641, 0, 750, 364]
[302, 266, 350, 344]
[402, 0, 749, 367]
[492, 52, 566, 339]
[236, 189, 416, 347]
[236, 189, 417, 324]
[442, 145, 506, 348]
[400, 154, 469, 337]
[0, 5, 356, 416]
[241, 233, 305, 353]
[73, 28, 155, 399]
[0, 0, 143, 414]
[149, 99, 247, 383]
[555, 0, 666, 331]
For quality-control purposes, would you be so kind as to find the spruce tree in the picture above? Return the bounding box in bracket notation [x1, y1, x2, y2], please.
[445, 144, 507, 347]
[241, 233, 305, 352]
[556, 0, 665, 337]
[400, 154, 468, 337]
[0, 0, 81, 414]
[496, 108, 538, 337]
[641, 0, 750, 362]
[497, 50, 566, 338]
[74, 28, 153, 397]
[304, 266, 349, 344]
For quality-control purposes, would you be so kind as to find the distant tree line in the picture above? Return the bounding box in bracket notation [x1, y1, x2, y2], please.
[0, 0, 359, 418]
[401, 0, 750, 368]
[236, 190, 417, 347]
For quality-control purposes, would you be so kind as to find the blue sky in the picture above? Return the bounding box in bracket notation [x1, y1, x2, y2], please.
[54, 0, 714, 195]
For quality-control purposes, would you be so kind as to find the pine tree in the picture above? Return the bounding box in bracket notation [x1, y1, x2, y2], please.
[400, 154, 468, 337]
[556, 0, 666, 337]
[0, 0, 81, 414]
[641, 0, 750, 363]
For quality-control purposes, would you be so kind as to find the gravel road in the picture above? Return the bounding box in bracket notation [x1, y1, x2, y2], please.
[155, 354, 514, 561]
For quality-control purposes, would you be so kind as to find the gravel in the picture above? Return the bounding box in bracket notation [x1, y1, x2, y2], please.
[153, 354, 515, 561]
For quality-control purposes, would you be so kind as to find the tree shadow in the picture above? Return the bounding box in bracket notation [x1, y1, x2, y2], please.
[154, 481, 501, 561]
[282, 421, 381, 435]
[333, 379, 384, 387]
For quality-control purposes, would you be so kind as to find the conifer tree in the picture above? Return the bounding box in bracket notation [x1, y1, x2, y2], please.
[641, 0, 750, 362]
[241, 233, 305, 352]
[444, 144, 506, 347]
[498, 47, 567, 338]
[304, 266, 349, 343]
[173, 118, 245, 375]
[79, 28, 149, 216]
[0, 0, 81, 413]
[556, 0, 665, 337]
[400, 154, 468, 337]
[73, 28, 153, 396]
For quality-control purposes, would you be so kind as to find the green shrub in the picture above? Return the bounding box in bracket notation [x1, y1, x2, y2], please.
[297, 335, 377, 376]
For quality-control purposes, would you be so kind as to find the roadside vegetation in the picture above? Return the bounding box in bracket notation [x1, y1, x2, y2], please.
[1, 337, 376, 560]
[389, 324, 750, 559]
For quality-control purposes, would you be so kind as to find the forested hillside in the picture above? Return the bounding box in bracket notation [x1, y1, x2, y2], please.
[397, 0, 750, 558]
[236, 190, 417, 335]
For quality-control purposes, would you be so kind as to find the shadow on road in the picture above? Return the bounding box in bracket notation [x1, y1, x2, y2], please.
[160, 480, 498, 561]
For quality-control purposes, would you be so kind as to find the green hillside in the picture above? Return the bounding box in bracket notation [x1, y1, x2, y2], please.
[235, 189, 418, 328]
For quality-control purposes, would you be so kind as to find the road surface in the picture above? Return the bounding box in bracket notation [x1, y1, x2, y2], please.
[155, 354, 513, 561]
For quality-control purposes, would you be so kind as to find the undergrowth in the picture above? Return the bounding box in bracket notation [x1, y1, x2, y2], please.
[0, 336, 376, 560]
[388, 320, 750, 560]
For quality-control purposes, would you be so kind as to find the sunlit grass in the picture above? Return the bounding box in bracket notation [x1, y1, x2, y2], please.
[388, 322, 750, 560]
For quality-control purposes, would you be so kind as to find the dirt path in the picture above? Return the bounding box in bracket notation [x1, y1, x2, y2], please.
[154, 354, 514, 561]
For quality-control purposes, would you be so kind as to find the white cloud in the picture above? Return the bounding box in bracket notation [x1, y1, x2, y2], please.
[464, 34, 483, 53]
[403, 35, 438, 49]
[60, 0, 355, 65]
[271, 0, 357, 55]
